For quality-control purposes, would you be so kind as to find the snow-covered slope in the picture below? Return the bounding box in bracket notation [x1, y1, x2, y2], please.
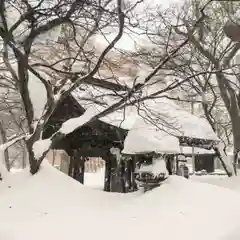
[1, 162, 240, 240]
[193, 175, 240, 192]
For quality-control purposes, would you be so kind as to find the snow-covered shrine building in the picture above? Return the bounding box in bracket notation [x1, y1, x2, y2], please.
[43, 83, 220, 193]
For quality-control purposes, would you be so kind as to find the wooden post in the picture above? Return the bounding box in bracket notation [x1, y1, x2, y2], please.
[166, 155, 173, 175]
[120, 159, 126, 193]
[126, 160, 132, 191]
[176, 155, 179, 174]
[131, 156, 138, 191]
[68, 152, 74, 177]
[73, 150, 80, 180]
[104, 155, 111, 192]
[79, 156, 85, 184]
[60, 151, 70, 175]
[110, 155, 118, 192]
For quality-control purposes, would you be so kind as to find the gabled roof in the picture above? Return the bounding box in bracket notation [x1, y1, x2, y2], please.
[71, 84, 219, 143]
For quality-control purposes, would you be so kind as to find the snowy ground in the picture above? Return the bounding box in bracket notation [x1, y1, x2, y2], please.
[1, 162, 240, 240]
[192, 174, 240, 191]
[84, 168, 105, 190]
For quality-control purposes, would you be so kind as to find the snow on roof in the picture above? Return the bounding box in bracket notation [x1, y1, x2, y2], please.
[182, 147, 215, 155]
[71, 84, 219, 143]
[122, 117, 181, 154]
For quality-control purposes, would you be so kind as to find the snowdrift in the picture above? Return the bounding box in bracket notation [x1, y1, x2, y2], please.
[1, 162, 240, 240]
[192, 175, 240, 192]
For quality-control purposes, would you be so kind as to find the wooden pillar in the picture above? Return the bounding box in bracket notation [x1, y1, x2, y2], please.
[166, 155, 173, 175]
[126, 160, 132, 191]
[68, 150, 74, 177]
[120, 159, 126, 193]
[109, 155, 118, 192]
[131, 156, 138, 191]
[71, 150, 86, 184]
[176, 155, 179, 174]
[104, 155, 111, 192]
[73, 150, 80, 180]
[60, 151, 70, 175]
[79, 156, 85, 184]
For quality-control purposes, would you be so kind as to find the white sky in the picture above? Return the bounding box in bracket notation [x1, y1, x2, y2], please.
[94, 0, 185, 51]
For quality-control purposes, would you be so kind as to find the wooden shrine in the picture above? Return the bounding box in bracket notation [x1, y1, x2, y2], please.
[42, 95, 137, 192]
[43, 93, 218, 193]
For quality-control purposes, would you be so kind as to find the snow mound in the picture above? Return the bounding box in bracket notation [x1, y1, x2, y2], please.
[1, 162, 240, 240]
[193, 175, 240, 192]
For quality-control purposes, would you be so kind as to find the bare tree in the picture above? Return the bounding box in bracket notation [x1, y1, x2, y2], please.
[0, 120, 10, 171]
[0, 0, 212, 176]
[0, 0, 129, 174]
[0, 63, 27, 170]
[134, 0, 240, 173]
[174, 1, 240, 174]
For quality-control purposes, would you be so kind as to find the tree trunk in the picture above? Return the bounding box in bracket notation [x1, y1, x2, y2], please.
[0, 121, 10, 171]
[229, 111, 240, 175]
[213, 147, 232, 177]
[22, 141, 27, 169]
[232, 120, 240, 175]
[26, 127, 45, 175]
[26, 140, 40, 174]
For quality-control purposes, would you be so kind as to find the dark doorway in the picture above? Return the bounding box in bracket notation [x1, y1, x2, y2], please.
[195, 155, 214, 173]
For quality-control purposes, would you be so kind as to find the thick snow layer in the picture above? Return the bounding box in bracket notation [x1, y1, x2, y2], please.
[1, 162, 240, 240]
[137, 158, 168, 176]
[152, 157, 168, 175]
[28, 72, 47, 121]
[192, 175, 240, 192]
[122, 117, 180, 154]
[72, 84, 219, 142]
[32, 139, 52, 159]
[60, 107, 99, 134]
